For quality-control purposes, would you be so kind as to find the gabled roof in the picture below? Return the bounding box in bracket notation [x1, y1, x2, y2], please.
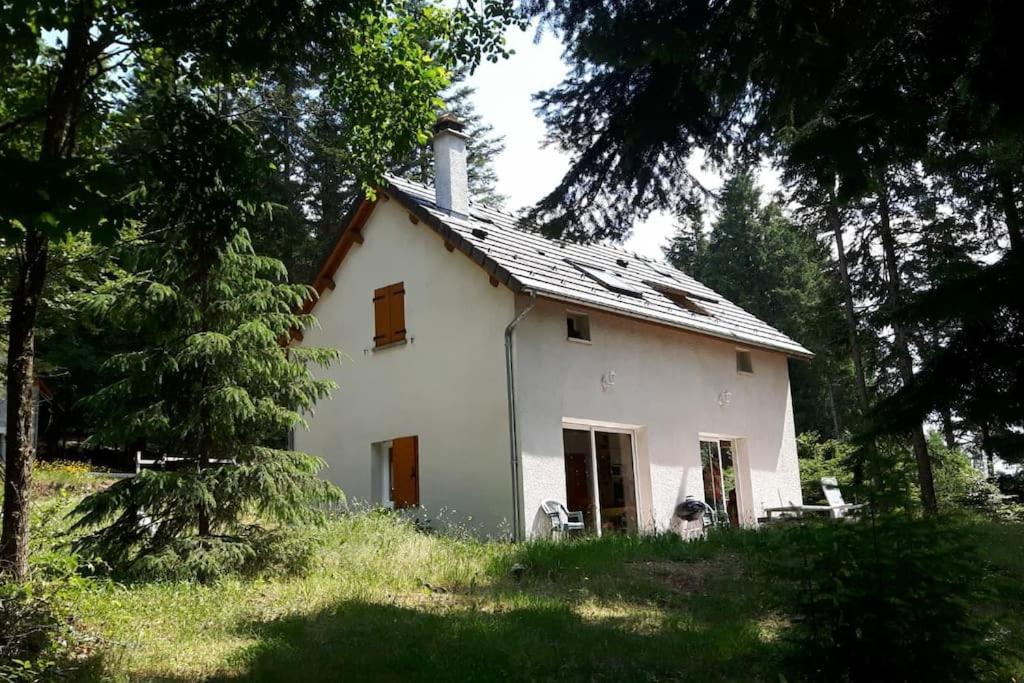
[311, 175, 813, 359]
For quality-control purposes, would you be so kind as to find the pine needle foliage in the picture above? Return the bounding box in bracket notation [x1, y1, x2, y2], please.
[70, 97, 342, 579]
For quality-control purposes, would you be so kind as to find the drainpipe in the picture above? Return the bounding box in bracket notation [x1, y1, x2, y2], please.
[504, 290, 536, 542]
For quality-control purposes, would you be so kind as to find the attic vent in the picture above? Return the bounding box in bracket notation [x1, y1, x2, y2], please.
[616, 258, 629, 268]
[471, 227, 488, 240]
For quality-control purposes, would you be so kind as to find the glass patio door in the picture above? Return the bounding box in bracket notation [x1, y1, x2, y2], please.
[562, 425, 640, 535]
[700, 439, 738, 526]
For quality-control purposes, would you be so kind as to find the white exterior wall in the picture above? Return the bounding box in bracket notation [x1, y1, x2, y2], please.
[514, 297, 803, 537]
[295, 199, 516, 534]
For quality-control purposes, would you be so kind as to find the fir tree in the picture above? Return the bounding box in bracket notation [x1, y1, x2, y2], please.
[692, 169, 857, 437]
[662, 189, 707, 276]
[392, 72, 508, 207]
[70, 98, 342, 578]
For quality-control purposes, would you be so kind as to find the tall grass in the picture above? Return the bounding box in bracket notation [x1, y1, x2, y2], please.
[7, 470, 1024, 681]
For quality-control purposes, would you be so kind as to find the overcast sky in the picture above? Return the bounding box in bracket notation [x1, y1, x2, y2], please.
[464, 24, 779, 261]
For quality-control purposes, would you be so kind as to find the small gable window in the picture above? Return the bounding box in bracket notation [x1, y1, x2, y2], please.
[567, 312, 591, 342]
[736, 350, 754, 374]
[373, 282, 406, 347]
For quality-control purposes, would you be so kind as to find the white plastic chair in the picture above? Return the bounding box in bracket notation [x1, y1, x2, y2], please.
[820, 476, 865, 518]
[541, 499, 586, 537]
[763, 477, 867, 521]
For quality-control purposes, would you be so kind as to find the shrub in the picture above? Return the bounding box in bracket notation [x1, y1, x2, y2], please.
[995, 471, 1024, 500]
[0, 582, 89, 682]
[94, 525, 318, 583]
[927, 433, 990, 509]
[766, 517, 995, 682]
[796, 432, 857, 504]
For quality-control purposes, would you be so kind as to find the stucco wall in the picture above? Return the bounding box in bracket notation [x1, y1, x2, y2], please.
[514, 296, 803, 537]
[294, 199, 516, 534]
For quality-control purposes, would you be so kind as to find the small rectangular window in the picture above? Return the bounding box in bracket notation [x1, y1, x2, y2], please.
[373, 282, 406, 347]
[736, 350, 754, 374]
[567, 312, 591, 342]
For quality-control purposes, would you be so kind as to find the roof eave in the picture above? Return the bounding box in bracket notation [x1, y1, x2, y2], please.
[530, 291, 815, 360]
[384, 182, 526, 294]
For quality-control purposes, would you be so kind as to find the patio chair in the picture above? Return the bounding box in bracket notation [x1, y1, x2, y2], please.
[820, 476, 866, 518]
[763, 477, 867, 521]
[541, 499, 586, 537]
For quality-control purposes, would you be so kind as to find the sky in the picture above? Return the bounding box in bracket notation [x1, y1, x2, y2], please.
[464, 23, 779, 261]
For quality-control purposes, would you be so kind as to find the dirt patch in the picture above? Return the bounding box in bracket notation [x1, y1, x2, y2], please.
[626, 555, 743, 596]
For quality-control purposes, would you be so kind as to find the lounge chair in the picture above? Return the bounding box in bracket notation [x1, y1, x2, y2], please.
[763, 477, 866, 521]
[542, 499, 586, 537]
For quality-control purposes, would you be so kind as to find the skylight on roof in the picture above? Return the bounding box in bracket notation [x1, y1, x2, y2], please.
[647, 281, 713, 316]
[645, 278, 717, 304]
[569, 261, 643, 297]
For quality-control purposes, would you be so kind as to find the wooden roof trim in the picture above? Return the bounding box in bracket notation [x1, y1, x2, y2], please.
[301, 184, 524, 317]
[302, 197, 376, 314]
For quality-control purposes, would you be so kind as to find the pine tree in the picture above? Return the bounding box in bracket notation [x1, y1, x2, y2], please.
[242, 71, 507, 285]
[70, 98, 342, 578]
[690, 169, 857, 437]
[391, 72, 507, 207]
[662, 190, 707, 276]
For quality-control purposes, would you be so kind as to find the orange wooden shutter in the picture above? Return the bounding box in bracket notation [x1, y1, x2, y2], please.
[388, 282, 406, 342]
[373, 286, 390, 347]
[390, 436, 419, 508]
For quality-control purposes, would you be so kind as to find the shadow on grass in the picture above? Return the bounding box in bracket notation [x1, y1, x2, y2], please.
[212, 594, 784, 682]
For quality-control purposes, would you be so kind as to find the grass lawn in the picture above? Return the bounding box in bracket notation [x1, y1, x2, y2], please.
[15, 468, 1024, 681]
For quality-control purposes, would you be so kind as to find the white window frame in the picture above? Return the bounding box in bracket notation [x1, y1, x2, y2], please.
[370, 440, 394, 509]
[566, 309, 592, 344]
[698, 433, 756, 527]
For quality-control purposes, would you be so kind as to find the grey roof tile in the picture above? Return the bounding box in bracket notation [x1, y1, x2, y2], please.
[385, 175, 813, 359]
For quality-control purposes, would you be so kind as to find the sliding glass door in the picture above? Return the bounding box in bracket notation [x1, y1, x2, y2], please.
[700, 439, 738, 526]
[562, 425, 639, 534]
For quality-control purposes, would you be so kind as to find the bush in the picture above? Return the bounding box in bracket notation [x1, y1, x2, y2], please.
[928, 433, 990, 509]
[0, 582, 90, 682]
[107, 525, 320, 584]
[797, 432, 857, 504]
[766, 517, 995, 682]
[995, 471, 1024, 500]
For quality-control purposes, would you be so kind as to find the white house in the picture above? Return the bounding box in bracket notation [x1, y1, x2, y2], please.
[294, 116, 810, 539]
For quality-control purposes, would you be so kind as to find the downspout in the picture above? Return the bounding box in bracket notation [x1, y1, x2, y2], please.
[504, 290, 536, 542]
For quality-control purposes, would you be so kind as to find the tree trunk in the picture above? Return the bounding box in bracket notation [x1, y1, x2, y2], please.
[875, 168, 938, 514]
[0, 3, 95, 580]
[940, 406, 956, 450]
[997, 172, 1023, 254]
[825, 190, 875, 484]
[0, 233, 48, 580]
[826, 380, 841, 439]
